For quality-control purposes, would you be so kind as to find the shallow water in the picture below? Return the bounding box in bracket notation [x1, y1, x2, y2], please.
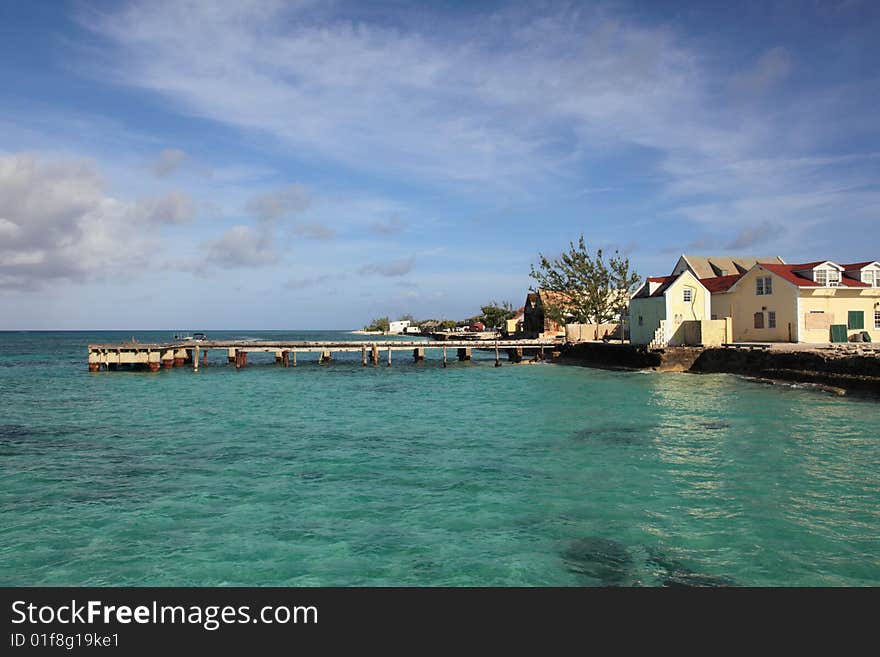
[1, 331, 878, 585]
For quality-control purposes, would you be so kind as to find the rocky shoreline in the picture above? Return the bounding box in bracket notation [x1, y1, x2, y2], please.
[556, 342, 880, 396]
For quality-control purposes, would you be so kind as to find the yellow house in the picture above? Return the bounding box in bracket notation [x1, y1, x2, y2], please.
[629, 270, 728, 346]
[709, 260, 880, 343]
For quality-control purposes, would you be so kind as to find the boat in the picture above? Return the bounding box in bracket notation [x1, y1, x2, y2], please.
[173, 332, 208, 342]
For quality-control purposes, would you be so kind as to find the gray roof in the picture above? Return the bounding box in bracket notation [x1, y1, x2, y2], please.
[677, 255, 785, 279]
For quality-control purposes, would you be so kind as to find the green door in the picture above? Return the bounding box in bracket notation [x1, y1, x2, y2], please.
[830, 324, 848, 343]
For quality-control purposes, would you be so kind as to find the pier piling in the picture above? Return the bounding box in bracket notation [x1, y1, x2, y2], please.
[457, 347, 471, 361]
[387, 347, 392, 367]
[413, 347, 425, 362]
[442, 345, 447, 368]
[495, 341, 501, 367]
[362, 345, 367, 366]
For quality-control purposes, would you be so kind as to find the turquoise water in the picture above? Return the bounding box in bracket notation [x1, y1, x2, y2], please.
[1, 331, 878, 586]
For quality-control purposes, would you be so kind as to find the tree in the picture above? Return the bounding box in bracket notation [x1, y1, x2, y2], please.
[397, 313, 415, 322]
[364, 316, 390, 332]
[480, 300, 516, 330]
[529, 235, 640, 339]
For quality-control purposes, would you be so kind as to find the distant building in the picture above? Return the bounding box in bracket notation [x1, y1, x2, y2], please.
[388, 320, 410, 334]
[522, 290, 570, 339]
[504, 307, 525, 336]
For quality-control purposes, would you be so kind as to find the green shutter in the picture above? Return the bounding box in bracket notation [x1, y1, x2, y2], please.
[848, 311, 864, 330]
[830, 324, 848, 343]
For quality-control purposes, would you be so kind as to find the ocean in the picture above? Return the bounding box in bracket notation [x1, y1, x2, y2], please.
[1, 331, 878, 586]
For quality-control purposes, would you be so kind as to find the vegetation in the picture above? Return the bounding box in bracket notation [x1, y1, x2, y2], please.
[363, 316, 390, 332]
[529, 235, 640, 333]
[479, 301, 517, 329]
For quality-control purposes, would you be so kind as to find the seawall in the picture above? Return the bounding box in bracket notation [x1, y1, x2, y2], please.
[557, 342, 880, 395]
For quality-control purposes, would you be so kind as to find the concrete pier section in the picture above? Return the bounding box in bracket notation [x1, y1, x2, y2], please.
[87, 339, 559, 372]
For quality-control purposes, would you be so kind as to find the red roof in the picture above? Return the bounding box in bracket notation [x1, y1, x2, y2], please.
[841, 261, 877, 271]
[699, 273, 742, 293]
[649, 276, 676, 297]
[759, 263, 869, 288]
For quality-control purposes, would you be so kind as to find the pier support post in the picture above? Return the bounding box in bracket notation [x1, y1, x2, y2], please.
[282, 350, 289, 368]
[413, 347, 425, 362]
[457, 347, 471, 361]
[234, 349, 241, 370]
[442, 345, 447, 368]
[319, 350, 332, 364]
[495, 341, 501, 367]
[162, 349, 174, 369]
[275, 350, 283, 364]
[362, 345, 367, 367]
[387, 347, 392, 367]
[371, 343, 379, 365]
[508, 347, 523, 363]
[203, 349, 208, 366]
[227, 348, 236, 364]
[194, 346, 199, 372]
[292, 350, 297, 367]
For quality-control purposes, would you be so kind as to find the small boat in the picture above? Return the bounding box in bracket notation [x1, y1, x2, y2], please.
[174, 332, 208, 342]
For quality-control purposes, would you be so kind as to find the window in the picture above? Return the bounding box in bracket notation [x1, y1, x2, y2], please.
[683, 288, 693, 303]
[756, 276, 772, 295]
[638, 315, 644, 326]
[754, 312, 764, 329]
[817, 269, 840, 286]
[848, 310, 864, 330]
[768, 311, 776, 329]
[864, 270, 879, 287]
[875, 310, 880, 329]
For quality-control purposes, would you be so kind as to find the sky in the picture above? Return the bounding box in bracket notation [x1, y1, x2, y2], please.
[0, 0, 878, 329]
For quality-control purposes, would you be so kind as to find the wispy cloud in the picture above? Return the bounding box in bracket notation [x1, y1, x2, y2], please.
[246, 183, 311, 223]
[151, 147, 188, 178]
[359, 257, 416, 277]
[205, 225, 277, 268]
[368, 215, 406, 235]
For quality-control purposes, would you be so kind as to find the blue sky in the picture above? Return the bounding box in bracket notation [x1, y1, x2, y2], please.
[0, 0, 878, 329]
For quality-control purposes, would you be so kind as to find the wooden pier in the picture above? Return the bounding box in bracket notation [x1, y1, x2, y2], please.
[86, 339, 561, 372]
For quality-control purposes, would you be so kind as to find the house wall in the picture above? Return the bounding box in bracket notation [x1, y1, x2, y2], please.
[662, 271, 712, 343]
[629, 296, 665, 345]
[713, 267, 799, 342]
[799, 290, 880, 342]
[715, 266, 880, 343]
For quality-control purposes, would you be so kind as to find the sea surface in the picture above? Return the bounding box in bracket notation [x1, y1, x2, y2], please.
[1, 331, 878, 586]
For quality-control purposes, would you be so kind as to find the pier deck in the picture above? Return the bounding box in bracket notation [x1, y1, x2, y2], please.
[87, 339, 561, 371]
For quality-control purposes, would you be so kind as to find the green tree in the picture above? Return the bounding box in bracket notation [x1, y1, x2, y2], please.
[529, 235, 639, 338]
[480, 300, 516, 329]
[364, 316, 390, 332]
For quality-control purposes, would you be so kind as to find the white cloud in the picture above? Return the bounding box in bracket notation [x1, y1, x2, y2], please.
[0, 152, 161, 289]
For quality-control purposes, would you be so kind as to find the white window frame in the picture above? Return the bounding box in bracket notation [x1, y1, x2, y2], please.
[756, 276, 772, 296]
[863, 270, 879, 287]
[815, 269, 827, 286]
[768, 311, 776, 329]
